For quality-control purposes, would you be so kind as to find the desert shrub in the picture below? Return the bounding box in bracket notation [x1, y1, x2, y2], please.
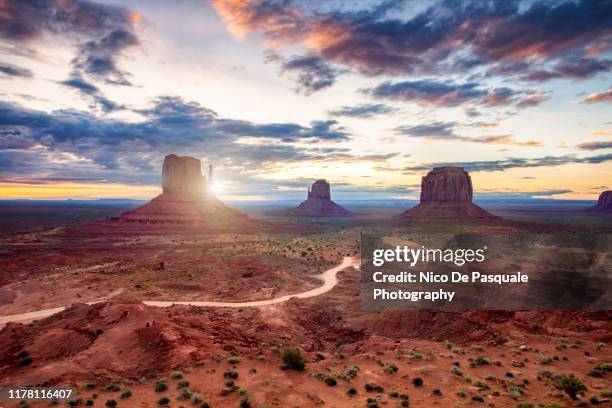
[105, 383, 121, 392]
[177, 381, 190, 389]
[508, 387, 523, 399]
[433, 388, 442, 396]
[412, 377, 423, 387]
[473, 356, 491, 366]
[340, 366, 359, 381]
[554, 374, 586, 400]
[155, 381, 167, 393]
[105, 400, 116, 407]
[475, 380, 489, 390]
[346, 387, 357, 396]
[180, 390, 192, 400]
[169, 371, 183, 379]
[228, 356, 240, 365]
[450, 365, 463, 375]
[19, 357, 33, 366]
[199, 404, 210, 408]
[471, 395, 484, 402]
[456, 390, 466, 398]
[324, 376, 337, 386]
[589, 363, 612, 377]
[281, 348, 306, 371]
[85, 400, 93, 406]
[157, 397, 169, 405]
[120, 390, 131, 399]
[224, 370, 239, 379]
[364, 383, 384, 392]
[384, 363, 398, 374]
[238, 396, 251, 408]
[190, 393, 203, 404]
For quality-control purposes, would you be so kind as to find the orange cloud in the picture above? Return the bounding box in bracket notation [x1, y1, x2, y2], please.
[582, 88, 612, 104]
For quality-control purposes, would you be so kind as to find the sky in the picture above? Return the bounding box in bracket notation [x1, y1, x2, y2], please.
[0, 0, 610, 201]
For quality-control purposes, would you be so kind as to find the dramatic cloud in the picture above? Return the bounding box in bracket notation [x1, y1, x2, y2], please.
[0, 0, 141, 85]
[0, 97, 351, 184]
[398, 121, 456, 137]
[582, 88, 612, 104]
[576, 140, 612, 150]
[403, 154, 612, 173]
[327, 103, 397, 118]
[0, 62, 33, 78]
[72, 28, 139, 85]
[396, 121, 542, 147]
[267, 53, 340, 94]
[365, 79, 547, 108]
[59, 76, 123, 113]
[365, 80, 486, 107]
[213, 0, 612, 82]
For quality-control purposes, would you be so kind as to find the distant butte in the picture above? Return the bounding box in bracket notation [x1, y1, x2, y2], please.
[284, 179, 353, 217]
[586, 190, 612, 213]
[113, 154, 257, 229]
[398, 167, 497, 221]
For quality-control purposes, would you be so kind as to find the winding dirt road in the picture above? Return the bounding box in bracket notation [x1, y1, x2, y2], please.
[0, 257, 359, 328]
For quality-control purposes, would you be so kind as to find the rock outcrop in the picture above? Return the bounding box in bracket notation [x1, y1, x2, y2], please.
[114, 154, 257, 229]
[162, 154, 206, 196]
[420, 167, 473, 203]
[586, 190, 612, 212]
[284, 180, 353, 217]
[398, 167, 496, 221]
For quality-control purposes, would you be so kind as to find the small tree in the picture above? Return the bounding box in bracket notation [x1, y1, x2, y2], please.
[281, 348, 306, 371]
[554, 374, 586, 400]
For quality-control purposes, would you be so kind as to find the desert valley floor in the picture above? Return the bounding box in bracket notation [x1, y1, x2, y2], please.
[0, 202, 611, 408]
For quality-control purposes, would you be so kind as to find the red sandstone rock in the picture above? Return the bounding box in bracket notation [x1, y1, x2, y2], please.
[162, 154, 207, 196]
[114, 154, 257, 229]
[399, 167, 496, 221]
[284, 180, 352, 217]
[420, 167, 473, 203]
[587, 190, 612, 212]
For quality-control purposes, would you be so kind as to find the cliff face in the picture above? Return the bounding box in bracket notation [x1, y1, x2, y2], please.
[162, 154, 205, 197]
[420, 167, 473, 203]
[308, 180, 331, 199]
[399, 167, 496, 222]
[596, 191, 612, 209]
[587, 190, 612, 212]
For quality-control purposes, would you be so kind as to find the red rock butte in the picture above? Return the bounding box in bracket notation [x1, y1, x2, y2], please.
[284, 179, 353, 217]
[113, 154, 256, 229]
[398, 167, 497, 221]
[587, 190, 612, 213]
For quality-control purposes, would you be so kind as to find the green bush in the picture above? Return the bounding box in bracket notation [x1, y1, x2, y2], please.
[105, 400, 116, 407]
[191, 393, 203, 404]
[324, 376, 337, 386]
[157, 397, 170, 405]
[412, 377, 423, 387]
[554, 374, 586, 400]
[281, 348, 306, 371]
[155, 381, 167, 393]
[19, 357, 33, 366]
[169, 371, 183, 379]
[120, 390, 131, 399]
